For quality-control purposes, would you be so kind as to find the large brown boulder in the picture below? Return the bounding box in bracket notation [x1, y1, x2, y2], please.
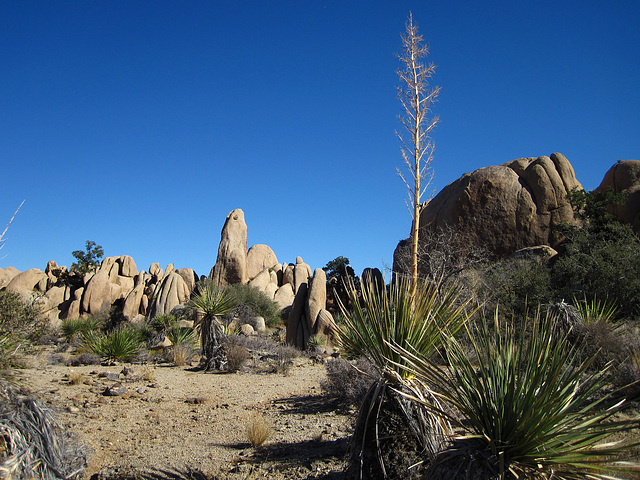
[293, 257, 312, 294]
[306, 268, 326, 333]
[273, 283, 295, 310]
[149, 272, 190, 317]
[176, 268, 198, 295]
[122, 283, 145, 321]
[596, 160, 640, 232]
[81, 269, 112, 314]
[117, 255, 138, 277]
[412, 153, 581, 258]
[286, 282, 308, 348]
[211, 209, 248, 286]
[5, 269, 48, 295]
[246, 245, 278, 280]
[0, 267, 20, 289]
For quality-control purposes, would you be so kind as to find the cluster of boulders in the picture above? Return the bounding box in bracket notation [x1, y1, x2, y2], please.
[394, 154, 640, 271]
[210, 209, 339, 349]
[5, 154, 637, 352]
[0, 207, 339, 350]
[0, 256, 199, 328]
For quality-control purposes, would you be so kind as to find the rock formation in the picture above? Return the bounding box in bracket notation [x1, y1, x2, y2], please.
[596, 159, 640, 232]
[246, 244, 278, 280]
[211, 209, 248, 286]
[1, 209, 337, 349]
[394, 153, 582, 274]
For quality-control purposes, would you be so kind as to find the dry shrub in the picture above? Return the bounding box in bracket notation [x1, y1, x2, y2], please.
[170, 343, 195, 366]
[246, 412, 272, 447]
[140, 367, 155, 383]
[226, 343, 248, 372]
[321, 357, 377, 408]
[274, 345, 297, 375]
[67, 352, 101, 366]
[67, 371, 85, 385]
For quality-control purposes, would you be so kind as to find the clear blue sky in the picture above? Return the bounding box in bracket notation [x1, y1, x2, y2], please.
[1, 1, 638, 278]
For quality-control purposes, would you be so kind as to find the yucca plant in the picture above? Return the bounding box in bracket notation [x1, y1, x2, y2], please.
[573, 294, 620, 326]
[61, 317, 100, 342]
[188, 278, 236, 371]
[390, 308, 640, 479]
[338, 274, 476, 479]
[83, 326, 142, 362]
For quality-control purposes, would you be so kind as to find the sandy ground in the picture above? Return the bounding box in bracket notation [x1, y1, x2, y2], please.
[18, 349, 354, 479]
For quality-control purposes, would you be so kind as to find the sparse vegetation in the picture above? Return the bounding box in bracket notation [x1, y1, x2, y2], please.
[226, 343, 248, 372]
[61, 316, 100, 342]
[246, 412, 273, 447]
[321, 357, 377, 408]
[82, 326, 143, 362]
[67, 370, 85, 385]
[0, 290, 45, 373]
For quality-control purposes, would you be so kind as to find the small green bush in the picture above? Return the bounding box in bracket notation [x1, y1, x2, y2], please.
[61, 316, 100, 341]
[482, 256, 553, 316]
[148, 314, 178, 332]
[225, 284, 282, 327]
[0, 291, 45, 372]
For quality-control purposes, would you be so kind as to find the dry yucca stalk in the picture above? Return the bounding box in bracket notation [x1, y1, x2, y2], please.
[0, 380, 87, 480]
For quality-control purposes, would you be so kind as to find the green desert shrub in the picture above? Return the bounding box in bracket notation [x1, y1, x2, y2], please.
[224, 283, 281, 327]
[482, 255, 553, 316]
[0, 291, 45, 371]
[148, 314, 178, 333]
[61, 316, 100, 342]
[82, 326, 143, 362]
[392, 308, 640, 479]
[551, 188, 640, 318]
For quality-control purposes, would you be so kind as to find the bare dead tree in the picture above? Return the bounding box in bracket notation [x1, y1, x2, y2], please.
[394, 224, 490, 299]
[396, 13, 441, 302]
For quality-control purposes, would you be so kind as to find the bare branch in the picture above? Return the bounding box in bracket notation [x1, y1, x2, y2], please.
[0, 200, 25, 251]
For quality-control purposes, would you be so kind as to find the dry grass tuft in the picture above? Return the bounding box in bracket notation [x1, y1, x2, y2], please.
[246, 412, 272, 448]
[67, 370, 85, 385]
[171, 344, 194, 366]
[140, 367, 155, 383]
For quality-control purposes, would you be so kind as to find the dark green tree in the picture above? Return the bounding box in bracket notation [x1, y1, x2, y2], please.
[323, 256, 360, 313]
[71, 240, 104, 274]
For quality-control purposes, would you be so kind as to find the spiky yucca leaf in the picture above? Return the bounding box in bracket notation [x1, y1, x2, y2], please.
[390, 309, 640, 479]
[338, 274, 474, 381]
[573, 294, 620, 326]
[188, 279, 236, 322]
